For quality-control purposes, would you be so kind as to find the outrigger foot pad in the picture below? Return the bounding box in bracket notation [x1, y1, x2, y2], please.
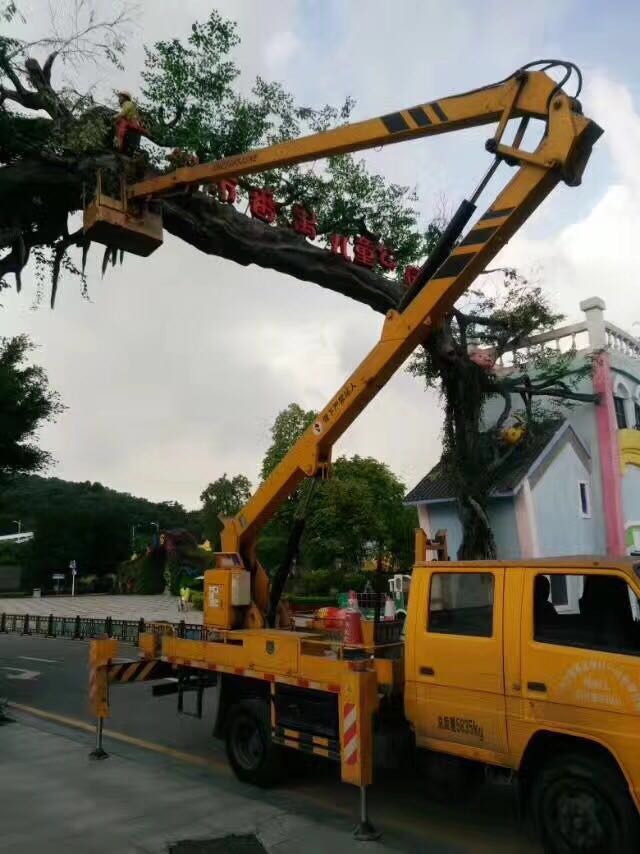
[89, 747, 109, 760]
[353, 820, 381, 842]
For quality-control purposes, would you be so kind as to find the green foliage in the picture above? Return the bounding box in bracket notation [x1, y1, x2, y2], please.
[303, 455, 416, 572]
[0, 540, 25, 565]
[254, 403, 416, 577]
[0, 474, 197, 589]
[139, 11, 432, 271]
[256, 403, 316, 571]
[293, 567, 370, 596]
[120, 548, 166, 595]
[190, 590, 204, 610]
[260, 403, 316, 481]
[0, 336, 63, 481]
[199, 473, 252, 549]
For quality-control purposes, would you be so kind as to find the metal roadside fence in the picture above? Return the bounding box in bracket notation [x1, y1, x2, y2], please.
[0, 613, 203, 644]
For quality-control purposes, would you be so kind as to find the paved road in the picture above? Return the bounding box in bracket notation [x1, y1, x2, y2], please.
[0, 633, 541, 853]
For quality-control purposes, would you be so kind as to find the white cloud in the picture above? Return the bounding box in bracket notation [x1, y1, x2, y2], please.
[263, 30, 300, 76]
[501, 72, 640, 327]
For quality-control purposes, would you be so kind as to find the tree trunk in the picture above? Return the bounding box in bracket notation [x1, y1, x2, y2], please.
[162, 193, 402, 313]
[456, 495, 497, 560]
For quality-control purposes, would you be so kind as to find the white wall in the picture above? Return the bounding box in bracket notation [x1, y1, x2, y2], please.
[530, 442, 597, 556]
[420, 498, 520, 560]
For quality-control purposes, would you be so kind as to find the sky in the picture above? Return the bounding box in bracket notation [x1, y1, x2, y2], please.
[3, 0, 640, 509]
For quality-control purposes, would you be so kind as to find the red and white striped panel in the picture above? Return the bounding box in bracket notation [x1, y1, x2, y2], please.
[343, 702, 358, 765]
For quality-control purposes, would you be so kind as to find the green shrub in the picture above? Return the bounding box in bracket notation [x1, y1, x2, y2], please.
[119, 549, 165, 594]
[190, 591, 204, 610]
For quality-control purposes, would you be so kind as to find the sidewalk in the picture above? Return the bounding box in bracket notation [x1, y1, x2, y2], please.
[0, 713, 397, 854]
[0, 594, 203, 623]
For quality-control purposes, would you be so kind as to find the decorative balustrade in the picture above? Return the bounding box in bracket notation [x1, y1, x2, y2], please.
[494, 322, 590, 369]
[605, 322, 640, 360]
[492, 320, 640, 370]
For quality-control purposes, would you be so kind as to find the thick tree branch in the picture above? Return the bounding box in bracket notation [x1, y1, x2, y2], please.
[163, 192, 402, 313]
[0, 241, 30, 291]
[454, 308, 512, 331]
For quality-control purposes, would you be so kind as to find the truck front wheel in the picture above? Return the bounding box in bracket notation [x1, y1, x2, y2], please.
[225, 699, 283, 788]
[530, 751, 639, 854]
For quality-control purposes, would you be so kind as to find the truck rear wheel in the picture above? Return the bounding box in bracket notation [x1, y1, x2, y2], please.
[225, 699, 283, 788]
[530, 751, 640, 854]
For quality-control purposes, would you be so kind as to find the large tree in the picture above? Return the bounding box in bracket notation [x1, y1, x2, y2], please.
[0, 6, 429, 308]
[303, 454, 416, 572]
[0, 335, 62, 480]
[409, 274, 596, 559]
[257, 403, 415, 574]
[199, 472, 252, 550]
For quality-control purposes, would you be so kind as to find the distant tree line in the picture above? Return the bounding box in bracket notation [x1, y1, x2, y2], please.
[1, 402, 416, 593]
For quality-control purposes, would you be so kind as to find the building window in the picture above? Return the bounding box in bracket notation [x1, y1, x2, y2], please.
[614, 395, 628, 429]
[635, 402, 640, 429]
[428, 572, 494, 637]
[579, 481, 591, 518]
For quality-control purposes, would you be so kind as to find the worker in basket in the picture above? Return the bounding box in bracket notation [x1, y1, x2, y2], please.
[113, 89, 147, 155]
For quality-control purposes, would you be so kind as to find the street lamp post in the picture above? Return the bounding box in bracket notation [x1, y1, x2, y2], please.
[13, 520, 21, 534]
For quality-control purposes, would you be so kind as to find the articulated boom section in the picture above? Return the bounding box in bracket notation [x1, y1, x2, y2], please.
[217, 68, 601, 620]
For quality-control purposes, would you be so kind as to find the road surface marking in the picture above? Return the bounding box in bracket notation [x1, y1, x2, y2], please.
[1, 667, 40, 680]
[19, 656, 60, 664]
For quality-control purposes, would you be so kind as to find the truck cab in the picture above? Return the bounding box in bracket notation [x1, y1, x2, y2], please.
[404, 557, 640, 851]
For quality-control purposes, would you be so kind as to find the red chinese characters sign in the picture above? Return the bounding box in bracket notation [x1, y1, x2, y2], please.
[213, 180, 416, 282]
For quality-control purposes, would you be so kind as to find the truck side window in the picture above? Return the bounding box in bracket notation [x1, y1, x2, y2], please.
[534, 573, 640, 656]
[428, 573, 494, 638]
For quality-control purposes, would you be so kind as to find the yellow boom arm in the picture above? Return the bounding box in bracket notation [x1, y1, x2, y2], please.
[192, 66, 600, 620]
[130, 68, 589, 200]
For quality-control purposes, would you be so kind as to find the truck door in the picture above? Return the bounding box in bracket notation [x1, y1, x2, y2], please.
[520, 568, 640, 786]
[410, 567, 509, 757]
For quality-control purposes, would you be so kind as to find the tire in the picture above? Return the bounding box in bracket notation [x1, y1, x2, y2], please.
[225, 699, 283, 788]
[530, 751, 640, 854]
